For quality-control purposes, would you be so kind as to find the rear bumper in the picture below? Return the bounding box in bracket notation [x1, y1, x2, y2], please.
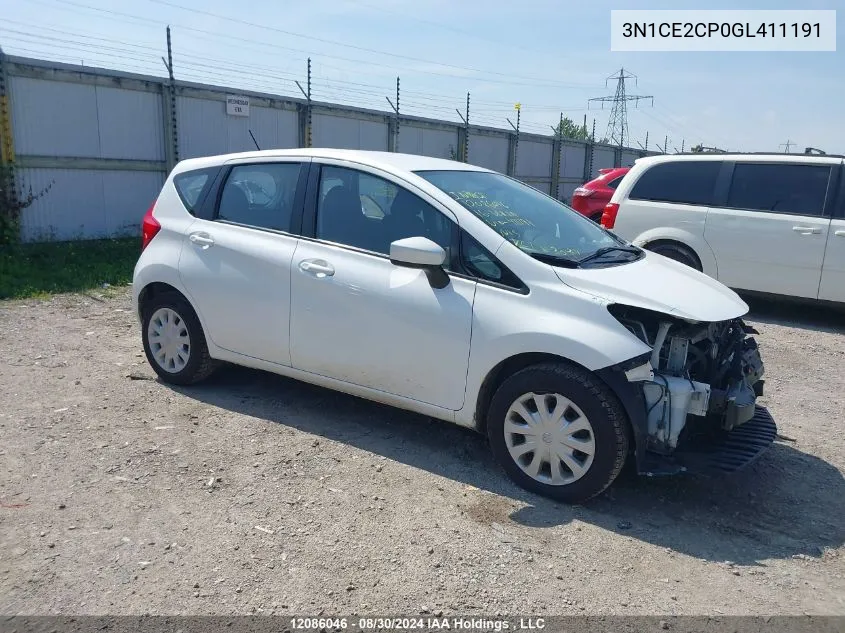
[639, 406, 777, 476]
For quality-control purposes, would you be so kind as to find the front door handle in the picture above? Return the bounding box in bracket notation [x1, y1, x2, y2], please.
[835, 230, 845, 237]
[189, 232, 215, 248]
[792, 226, 821, 234]
[299, 259, 335, 278]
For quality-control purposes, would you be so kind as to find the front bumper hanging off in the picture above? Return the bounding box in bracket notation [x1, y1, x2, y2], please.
[597, 357, 778, 478]
[661, 406, 777, 476]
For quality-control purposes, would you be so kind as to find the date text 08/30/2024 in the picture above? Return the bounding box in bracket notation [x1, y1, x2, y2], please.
[289, 617, 547, 631]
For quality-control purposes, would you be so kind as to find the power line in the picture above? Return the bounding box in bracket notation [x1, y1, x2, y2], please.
[1, 35, 566, 130]
[338, 0, 546, 56]
[35, 0, 592, 89]
[2, 22, 600, 125]
[145, 0, 597, 89]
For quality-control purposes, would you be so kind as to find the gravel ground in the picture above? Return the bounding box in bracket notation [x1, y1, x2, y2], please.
[1, 288, 844, 616]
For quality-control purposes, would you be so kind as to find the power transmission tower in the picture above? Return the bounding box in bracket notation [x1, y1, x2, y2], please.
[779, 139, 795, 153]
[588, 68, 653, 149]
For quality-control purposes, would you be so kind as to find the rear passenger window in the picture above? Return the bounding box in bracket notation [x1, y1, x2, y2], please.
[173, 168, 217, 214]
[217, 163, 301, 232]
[629, 161, 720, 206]
[726, 163, 831, 216]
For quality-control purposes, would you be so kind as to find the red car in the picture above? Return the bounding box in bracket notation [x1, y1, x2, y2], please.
[570, 167, 630, 220]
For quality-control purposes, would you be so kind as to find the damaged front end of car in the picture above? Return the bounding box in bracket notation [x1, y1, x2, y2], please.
[599, 304, 777, 477]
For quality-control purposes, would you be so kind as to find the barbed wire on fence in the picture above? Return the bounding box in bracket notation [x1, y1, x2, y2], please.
[0, 6, 723, 150]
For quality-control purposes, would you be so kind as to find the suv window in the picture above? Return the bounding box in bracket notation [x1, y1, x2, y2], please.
[173, 168, 217, 213]
[316, 165, 452, 256]
[217, 163, 301, 231]
[726, 163, 832, 216]
[629, 161, 720, 206]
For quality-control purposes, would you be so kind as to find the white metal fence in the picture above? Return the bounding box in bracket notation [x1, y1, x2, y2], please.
[0, 54, 650, 242]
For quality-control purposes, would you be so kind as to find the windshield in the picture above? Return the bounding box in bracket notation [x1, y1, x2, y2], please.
[416, 170, 637, 265]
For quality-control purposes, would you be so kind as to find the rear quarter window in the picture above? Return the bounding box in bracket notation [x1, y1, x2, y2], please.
[629, 161, 721, 206]
[173, 168, 219, 214]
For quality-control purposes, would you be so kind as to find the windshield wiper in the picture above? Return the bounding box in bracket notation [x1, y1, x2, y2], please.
[578, 245, 641, 264]
[527, 252, 581, 268]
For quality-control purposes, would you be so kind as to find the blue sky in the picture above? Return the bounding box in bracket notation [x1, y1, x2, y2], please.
[2, 0, 843, 152]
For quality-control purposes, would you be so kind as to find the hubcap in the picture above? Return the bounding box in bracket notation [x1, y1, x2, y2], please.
[504, 392, 596, 486]
[147, 307, 191, 373]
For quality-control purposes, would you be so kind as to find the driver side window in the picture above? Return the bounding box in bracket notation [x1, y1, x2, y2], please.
[217, 163, 302, 232]
[316, 165, 452, 257]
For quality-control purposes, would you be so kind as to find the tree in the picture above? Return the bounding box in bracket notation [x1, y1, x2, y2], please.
[553, 117, 589, 140]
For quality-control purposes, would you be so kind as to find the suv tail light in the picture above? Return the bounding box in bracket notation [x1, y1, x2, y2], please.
[572, 187, 594, 198]
[141, 202, 161, 252]
[600, 202, 620, 229]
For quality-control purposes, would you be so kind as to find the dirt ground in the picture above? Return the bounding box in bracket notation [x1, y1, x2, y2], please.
[1, 287, 844, 616]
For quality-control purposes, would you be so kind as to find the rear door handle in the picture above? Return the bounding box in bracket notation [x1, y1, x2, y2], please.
[189, 232, 215, 248]
[792, 226, 821, 234]
[299, 259, 335, 278]
[835, 230, 845, 237]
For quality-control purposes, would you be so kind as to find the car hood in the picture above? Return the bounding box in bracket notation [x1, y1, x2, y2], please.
[554, 251, 749, 322]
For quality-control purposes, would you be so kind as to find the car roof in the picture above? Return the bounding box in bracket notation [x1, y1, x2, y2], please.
[633, 152, 844, 167]
[173, 148, 492, 176]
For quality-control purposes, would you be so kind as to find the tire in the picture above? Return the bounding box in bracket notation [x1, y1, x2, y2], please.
[140, 291, 217, 385]
[486, 362, 630, 503]
[647, 242, 701, 270]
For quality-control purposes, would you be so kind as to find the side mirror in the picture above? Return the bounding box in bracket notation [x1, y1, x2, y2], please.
[389, 236, 449, 289]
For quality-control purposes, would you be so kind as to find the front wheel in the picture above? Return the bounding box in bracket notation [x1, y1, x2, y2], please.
[486, 362, 630, 503]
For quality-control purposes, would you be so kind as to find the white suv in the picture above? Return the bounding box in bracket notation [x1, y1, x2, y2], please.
[133, 149, 774, 503]
[602, 153, 845, 303]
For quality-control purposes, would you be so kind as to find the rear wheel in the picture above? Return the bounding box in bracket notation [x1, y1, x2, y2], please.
[486, 362, 630, 503]
[647, 242, 701, 270]
[141, 291, 217, 385]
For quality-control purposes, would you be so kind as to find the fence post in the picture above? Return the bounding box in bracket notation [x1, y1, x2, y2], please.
[550, 113, 562, 200]
[583, 119, 596, 182]
[295, 58, 312, 148]
[161, 27, 179, 172]
[463, 93, 470, 163]
[0, 47, 18, 232]
[507, 105, 520, 176]
[161, 82, 176, 173]
[386, 77, 400, 152]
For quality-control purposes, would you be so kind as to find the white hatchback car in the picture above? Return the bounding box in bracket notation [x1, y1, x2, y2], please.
[602, 153, 845, 303]
[133, 149, 774, 503]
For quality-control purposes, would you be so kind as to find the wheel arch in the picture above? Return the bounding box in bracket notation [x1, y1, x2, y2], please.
[137, 281, 184, 319]
[135, 280, 214, 354]
[643, 238, 703, 270]
[630, 227, 719, 278]
[473, 352, 636, 438]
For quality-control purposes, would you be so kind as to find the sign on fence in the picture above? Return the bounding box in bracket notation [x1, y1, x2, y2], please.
[226, 95, 250, 117]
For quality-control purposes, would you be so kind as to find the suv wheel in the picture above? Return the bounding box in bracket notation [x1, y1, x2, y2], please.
[486, 362, 630, 503]
[141, 291, 217, 385]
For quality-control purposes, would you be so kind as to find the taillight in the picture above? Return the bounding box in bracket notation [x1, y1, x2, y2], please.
[572, 187, 594, 197]
[601, 202, 620, 229]
[141, 202, 161, 252]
